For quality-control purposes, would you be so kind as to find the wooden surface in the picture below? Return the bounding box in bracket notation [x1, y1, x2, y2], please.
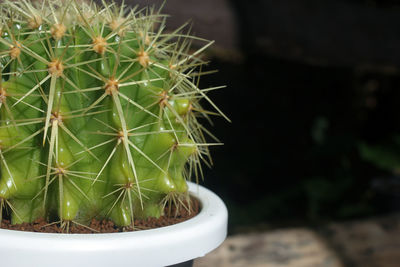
[194, 214, 400, 267]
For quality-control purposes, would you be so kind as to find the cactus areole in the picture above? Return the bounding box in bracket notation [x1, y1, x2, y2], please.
[0, 0, 228, 231]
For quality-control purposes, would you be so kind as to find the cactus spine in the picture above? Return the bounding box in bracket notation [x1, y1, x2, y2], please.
[0, 0, 227, 230]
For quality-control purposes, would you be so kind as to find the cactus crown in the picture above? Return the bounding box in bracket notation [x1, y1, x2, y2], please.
[0, 0, 226, 230]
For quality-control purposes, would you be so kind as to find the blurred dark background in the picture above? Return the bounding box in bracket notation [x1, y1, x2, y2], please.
[126, 0, 400, 233]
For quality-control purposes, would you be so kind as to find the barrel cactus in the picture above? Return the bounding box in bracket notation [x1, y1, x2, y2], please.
[0, 0, 227, 231]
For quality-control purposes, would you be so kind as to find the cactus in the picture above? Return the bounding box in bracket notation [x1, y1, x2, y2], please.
[0, 0, 227, 230]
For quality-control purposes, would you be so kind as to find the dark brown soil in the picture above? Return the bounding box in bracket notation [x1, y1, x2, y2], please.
[0, 197, 200, 234]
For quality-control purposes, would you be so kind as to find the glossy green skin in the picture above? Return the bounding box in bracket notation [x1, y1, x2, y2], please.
[0, 3, 196, 226]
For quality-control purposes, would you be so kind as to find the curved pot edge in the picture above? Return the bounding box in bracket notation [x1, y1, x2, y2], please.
[0, 182, 228, 267]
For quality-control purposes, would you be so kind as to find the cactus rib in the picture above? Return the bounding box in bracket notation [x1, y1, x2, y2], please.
[0, 0, 225, 230]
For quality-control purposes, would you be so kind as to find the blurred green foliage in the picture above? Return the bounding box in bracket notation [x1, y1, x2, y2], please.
[201, 55, 400, 232]
[359, 136, 400, 172]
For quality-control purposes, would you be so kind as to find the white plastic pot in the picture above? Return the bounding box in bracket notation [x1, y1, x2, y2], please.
[0, 182, 228, 267]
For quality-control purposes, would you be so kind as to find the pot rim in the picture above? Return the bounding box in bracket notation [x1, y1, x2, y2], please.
[0, 182, 228, 267]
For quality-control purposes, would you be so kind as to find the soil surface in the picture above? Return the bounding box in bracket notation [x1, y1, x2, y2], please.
[0, 197, 200, 234]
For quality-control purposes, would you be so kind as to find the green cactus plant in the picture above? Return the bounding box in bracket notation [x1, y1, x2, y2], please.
[0, 0, 227, 231]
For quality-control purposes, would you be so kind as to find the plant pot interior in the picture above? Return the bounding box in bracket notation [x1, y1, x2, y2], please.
[0, 196, 201, 233]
